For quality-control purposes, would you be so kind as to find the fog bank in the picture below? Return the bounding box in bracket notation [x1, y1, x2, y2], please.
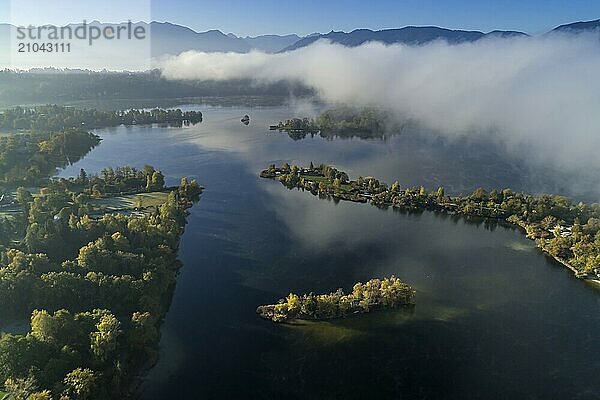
[160, 34, 600, 174]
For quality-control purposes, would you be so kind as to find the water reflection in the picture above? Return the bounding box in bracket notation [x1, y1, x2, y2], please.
[58, 105, 600, 400]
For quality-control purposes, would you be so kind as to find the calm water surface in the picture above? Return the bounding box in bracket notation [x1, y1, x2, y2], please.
[59, 105, 600, 400]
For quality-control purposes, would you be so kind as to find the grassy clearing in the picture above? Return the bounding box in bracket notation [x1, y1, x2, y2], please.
[92, 191, 170, 212]
[300, 174, 353, 191]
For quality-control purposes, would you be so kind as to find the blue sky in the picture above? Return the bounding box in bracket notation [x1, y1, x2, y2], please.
[2, 0, 599, 36]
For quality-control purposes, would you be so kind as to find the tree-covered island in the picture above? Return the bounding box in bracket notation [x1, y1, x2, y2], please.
[270, 107, 399, 140]
[261, 163, 600, 282]
[257, 276, 416, 323]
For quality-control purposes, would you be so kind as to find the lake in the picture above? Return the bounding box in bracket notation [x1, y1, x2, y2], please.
[59, 105, 600, 400]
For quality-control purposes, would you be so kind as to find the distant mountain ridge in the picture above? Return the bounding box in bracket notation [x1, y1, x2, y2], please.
[244, 34, 302, 53]
[107, 18, 600, 54]
[1, 19, 599, 59]
[151, 22, 304, 54]
[552, 19, 600, 33]
[150, 22, 252, 54]
[280, 26, 528, 52]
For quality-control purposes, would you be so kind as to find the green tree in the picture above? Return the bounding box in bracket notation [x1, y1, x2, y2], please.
[16, 187, 33, 204]
[90, 314, 121, 363]
[77, 168, 88, 184]
[146, 171, 165, 191]
[63, 368, 98, 400]
[128, 312, 158, 359]
[4, 376, 38, 400]
[436, 186, 445, 201]
[472, 187, 488, 201]
[286, 294, 301, 315]
[332, 178, 341, 192]
[26, 390, 53, 400]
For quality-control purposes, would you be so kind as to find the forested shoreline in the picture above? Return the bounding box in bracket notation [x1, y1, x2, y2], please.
[261, 163, 600, 282]
[0, 105, 203, 190]
[0, 129, 101, 188]
[0, 105, 202, 133]
[0, 70, 313, 107]
[0, 106, 204, 399]
[0, 166, 203, 399]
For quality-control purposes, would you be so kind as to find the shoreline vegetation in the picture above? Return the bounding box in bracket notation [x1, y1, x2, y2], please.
[0, 105, 203, 133]
[0, 128, 101, 188]
[0, 165, 203, 399]
[257, 276, 416, 323]
[261, 163, 600, 284]
[0, 70, 313, 108]
[0, 106, 204, 399]
[0, 106, 202, 190]
[269, 107, 401, 140]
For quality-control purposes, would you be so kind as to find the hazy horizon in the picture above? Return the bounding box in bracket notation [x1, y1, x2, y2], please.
[0, 17, 599, 38]
[1, 0, 600, 37]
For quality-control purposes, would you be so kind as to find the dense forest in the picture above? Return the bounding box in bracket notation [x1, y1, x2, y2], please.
[272, 107, 399, 140]
[261, 163, 600, 279]
[0, 70, 313, 107]
[257, 276, 416, 322]
[0, 166, 202, 399]
[0, 104, 205, 399]
[0, 105, 203, 132]
[0, 129, 100, 187]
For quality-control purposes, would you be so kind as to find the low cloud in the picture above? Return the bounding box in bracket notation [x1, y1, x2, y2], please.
[160, 33, 600, 174]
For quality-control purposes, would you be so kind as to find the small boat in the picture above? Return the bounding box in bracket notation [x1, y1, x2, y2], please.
[241, 115, 250, 125]
[269, 125, 279, 130]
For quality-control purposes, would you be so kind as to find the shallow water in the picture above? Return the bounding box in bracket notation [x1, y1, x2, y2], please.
[59, 105, 600, 400]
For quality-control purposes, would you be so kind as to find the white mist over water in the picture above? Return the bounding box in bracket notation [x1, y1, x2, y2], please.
[160, 33, 600, 179]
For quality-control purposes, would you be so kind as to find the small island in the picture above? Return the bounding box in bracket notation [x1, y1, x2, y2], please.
[257, 276, 416, 323]
[270, 107, 398, 140]
[261, 163, 600, 283]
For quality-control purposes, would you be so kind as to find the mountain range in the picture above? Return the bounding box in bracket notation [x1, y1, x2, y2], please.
[0, 19, 598, 58]
[148, 22, 305, 54]
[552, 19, 600, 33]
[280, 26, 528, 52]
[150, 19, 600, 54]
